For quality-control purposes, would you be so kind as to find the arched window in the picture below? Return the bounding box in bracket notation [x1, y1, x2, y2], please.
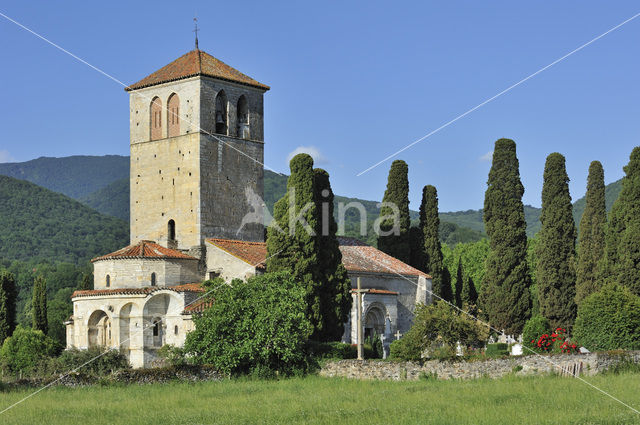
[167, 93, 180, 137]
[151, 272, 157, 287]
[237, 95, 249, 139]
[174, 325, 178, 335]
[150, 97, 163, 140]
[106, 275, 111, 288]
[214, 91, 227, 135]
[168, 220, 176, 241]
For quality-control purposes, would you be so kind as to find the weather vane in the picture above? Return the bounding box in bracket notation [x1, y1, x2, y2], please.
[193, 17, 199, 50]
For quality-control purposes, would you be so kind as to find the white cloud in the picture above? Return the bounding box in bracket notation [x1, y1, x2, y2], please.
[0, 150, 15, 163]
[479, 151, 493, 162]
[286, 146, 328, 165]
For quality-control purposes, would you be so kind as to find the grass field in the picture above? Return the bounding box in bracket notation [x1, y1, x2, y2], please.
[1, 373, 640, 424]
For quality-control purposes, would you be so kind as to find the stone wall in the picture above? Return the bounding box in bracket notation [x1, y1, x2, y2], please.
[93, 258, 202, 289]
[319, 351, 640, 381]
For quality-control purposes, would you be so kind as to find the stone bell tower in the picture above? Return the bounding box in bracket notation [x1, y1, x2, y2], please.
[125, 48, 269, 252]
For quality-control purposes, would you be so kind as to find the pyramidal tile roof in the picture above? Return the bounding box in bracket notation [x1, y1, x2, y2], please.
[206, 237, 431, 278]
[125, 49, 270, 91]
[91, 241, 198, 262]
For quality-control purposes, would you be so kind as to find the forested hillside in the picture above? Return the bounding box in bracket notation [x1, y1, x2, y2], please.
[0, 175, 129, 263]
[80, 177, 130, 221]
[0, 155, 624, 248]
[0, 155, 129, 199]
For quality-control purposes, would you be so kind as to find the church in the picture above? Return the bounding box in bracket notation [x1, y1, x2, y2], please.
[64, 47, 432, 368]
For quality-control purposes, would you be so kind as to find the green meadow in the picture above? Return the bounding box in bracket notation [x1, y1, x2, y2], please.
[1, 373, 640, 424]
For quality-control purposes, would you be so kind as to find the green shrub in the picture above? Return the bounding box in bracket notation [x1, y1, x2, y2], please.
[157, 345, 188, 367]
[390, 302, 489, 361]
[184, 272, 313, 377]
[574, 284, 640, 351]
[485, 343, 509, 357]
[522, 316, 551, 354]
[306, 341, 356, 360]
[0, 326, 57, 374]
[47, 347, 129, 376]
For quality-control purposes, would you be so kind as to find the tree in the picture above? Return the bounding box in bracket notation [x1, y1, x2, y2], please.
[574, 284, 640, 351]
[0, 270, 17, 344]
[454, 258, 464, 309]
[602, 147, 640, 296]
[0, 325, 57, 374]
[462, 275, 478, 313]
[313, 168, 352, 341]
[32, 275, 48, 334]
[419, 185, 452, 303]
[264, 154, 322, 340]
[79, 272, 93, 291]
[377, 160, 411, 263]
[390, 302, 489, 361]
[184, 272, 312, 376]
[480, 139, 532, 334]
[536, 153, 577, 331]
[576, 161, 606, 304]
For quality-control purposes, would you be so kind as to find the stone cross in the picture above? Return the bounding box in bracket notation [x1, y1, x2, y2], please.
[394, 330, 402, 340]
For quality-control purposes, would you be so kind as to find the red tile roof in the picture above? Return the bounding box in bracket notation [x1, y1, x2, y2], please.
[207, 238, 268, 270]
[182, 298, 214, 314]
[92, 241, 198, 262]
[126, 49, 270, 91]
[206, 237, 430, 278]
[351, 288, 399, 295]
[72, 283, 205, 298]
[337, 237, 430, 278]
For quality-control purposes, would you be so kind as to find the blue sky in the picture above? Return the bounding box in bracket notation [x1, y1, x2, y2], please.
[0, 1, 639, 212]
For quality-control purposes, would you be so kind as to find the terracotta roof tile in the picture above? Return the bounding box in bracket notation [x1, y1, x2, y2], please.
[337, 237, 430, 278]
[182, 298, 214, 314]
[92, 241, 198, 262]
[351, 288, 399, 295]
[72, 282, 205, 298]
[126, 49, 270, 91]
[206, 237, 430, 278]
[206, 238, 268, 270]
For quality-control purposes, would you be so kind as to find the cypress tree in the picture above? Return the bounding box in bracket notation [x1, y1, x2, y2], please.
[266, 154, 322, 339]
[575, 161, 606, 304]
[419, 185, 452, 303]
[32, 275, 48, 334]
[536, 153, 577, 330]
[0, 270, 17, 344]
[462, 275, 478, 313]
[603, 147, 640, 295]
[313, 168, 352, 341]
[377, 160, 411, 263]
[480, 139, 532, 334]
[79, 272, 93, 291]
[454, 257, 464, 309]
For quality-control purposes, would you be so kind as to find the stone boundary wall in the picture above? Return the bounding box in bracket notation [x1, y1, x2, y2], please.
[319, 351, 640, 381]
[1, 365, 224, 389]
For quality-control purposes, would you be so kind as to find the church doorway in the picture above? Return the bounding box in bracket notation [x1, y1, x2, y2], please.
[364, 305, 386, 340]
[88, 310, 111, 348]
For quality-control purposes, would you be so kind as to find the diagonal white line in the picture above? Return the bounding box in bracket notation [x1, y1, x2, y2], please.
[0, 249, 285, 416]
[357, 11, 640, 176]
[0, 11, 285, 176]
[348, 246, 639, 414]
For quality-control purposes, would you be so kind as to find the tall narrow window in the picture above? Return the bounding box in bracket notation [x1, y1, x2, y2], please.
[167, 93, 180, 137]
[237, 95, 249, 139]
[151, 272, 157, 286]
[168, 220, 176, 241]
[214, 91, 227, 135]
[106, 275, 111, 288]
[150, 97, 163, 140]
